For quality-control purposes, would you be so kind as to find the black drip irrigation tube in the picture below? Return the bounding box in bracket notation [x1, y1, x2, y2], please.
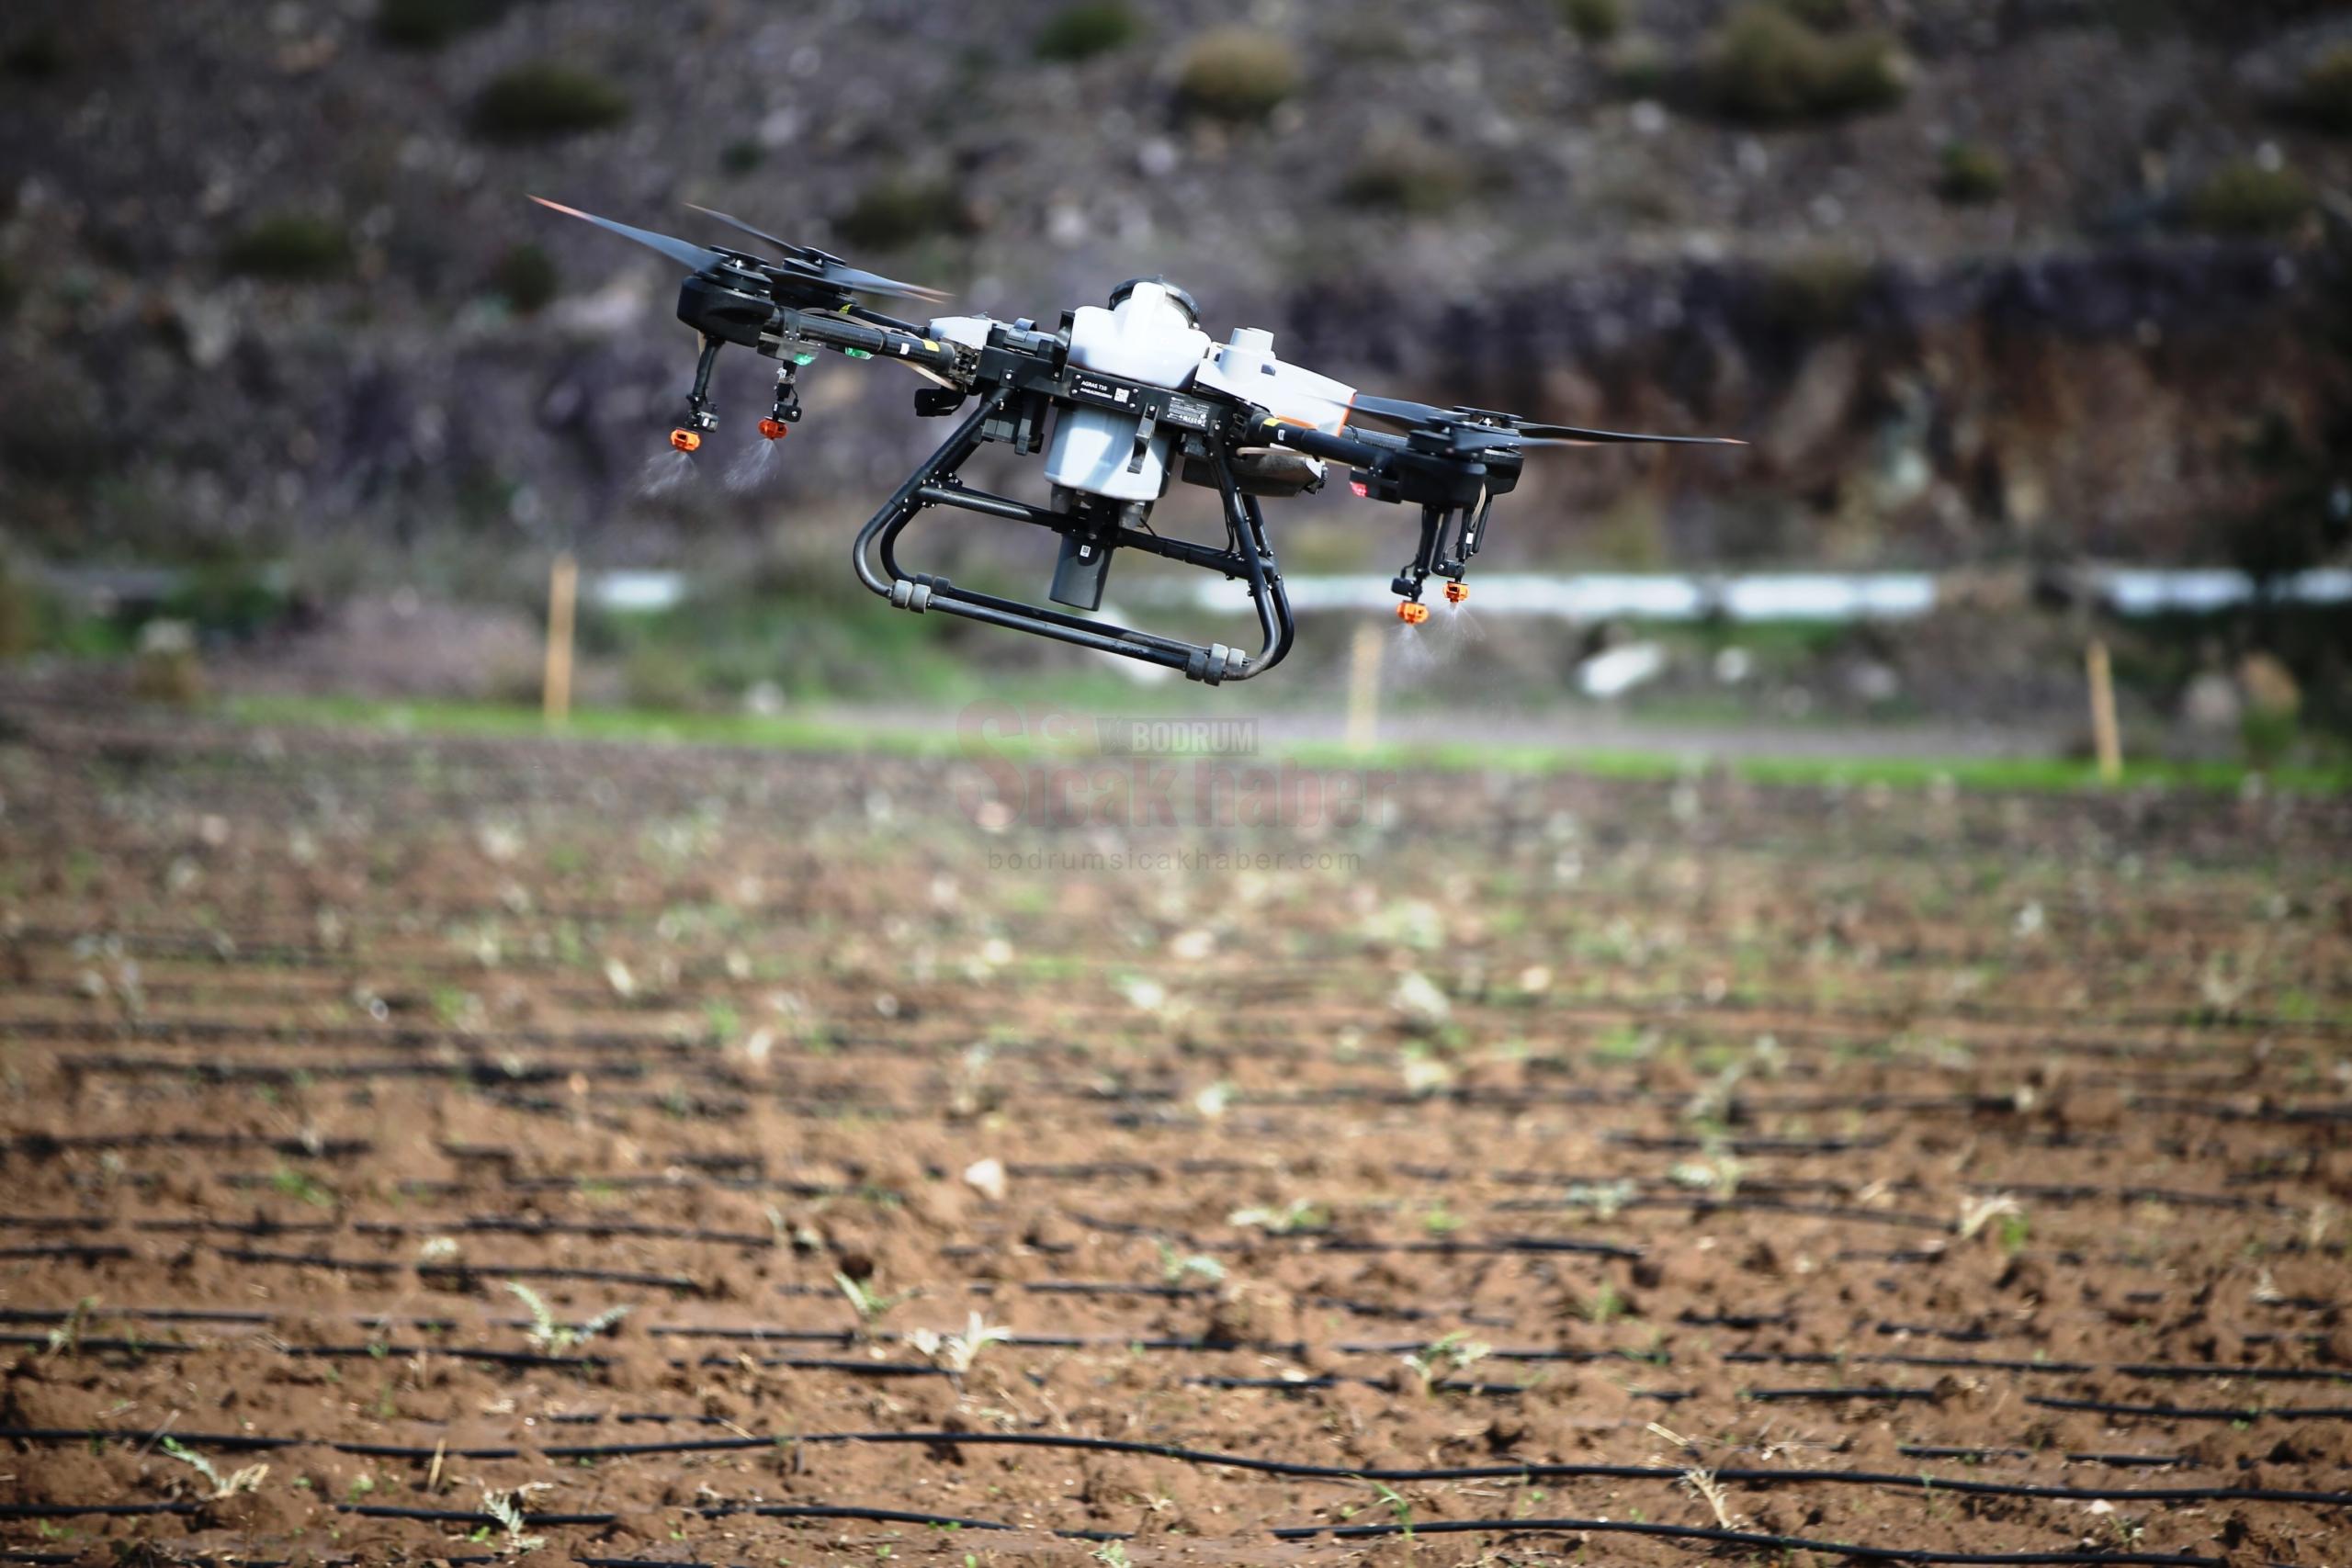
[0, 1305, 274, 1325]
[340, 1500, 1124, 1542]
[0, 1334, 203, 1355]
[1184, 1372, 1582, 1397]
[1, 1130, 377, 1156]
[21, 1424, 2352, 1508]
[2027, 1393, 2352, 1421]
[0, 1244, 132, 1262]
[669, 1326, 1316, 1359]
[135, 1218, 338, 1237]
[351, 1216, 778, 1247]
[0, 1503, 198, 1518]
[1724, 1349, 2352, 1383]
[1062, 1209, 1645, 1259]
[340, 1504, 615, 1527]
[1745, 1386, 1943, 1403]
[210, 1249, 705, 1292]
[327, 1498, 2258, 1565]
[1268, 1517, 2227, 1565]
[18, 1303, 2346, 1397]
[1899, 1446, 2189, 1469]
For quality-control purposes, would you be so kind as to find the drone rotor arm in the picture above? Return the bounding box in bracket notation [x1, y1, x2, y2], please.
[776, 305, 968, 382]
[1249, 414, 1385, 468]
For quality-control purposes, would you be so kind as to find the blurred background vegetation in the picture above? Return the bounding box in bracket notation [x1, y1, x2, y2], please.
[0, 0, 2346, 765]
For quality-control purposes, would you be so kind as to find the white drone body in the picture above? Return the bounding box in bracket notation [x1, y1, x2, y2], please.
[928, 278, 1355, 508]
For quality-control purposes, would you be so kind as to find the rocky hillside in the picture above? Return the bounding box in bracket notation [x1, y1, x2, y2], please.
[1, 0, 2347, 580]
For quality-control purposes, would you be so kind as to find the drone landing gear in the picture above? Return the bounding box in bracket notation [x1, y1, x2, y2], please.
[853, 392, 1295, 684]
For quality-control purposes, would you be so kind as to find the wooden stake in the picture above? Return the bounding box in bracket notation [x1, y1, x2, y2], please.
[1345, 619, 1384, 755]
[543, 550, 577, 727]
[2086, 637, 2121, 784]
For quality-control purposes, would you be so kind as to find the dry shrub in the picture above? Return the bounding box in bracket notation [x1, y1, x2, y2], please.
[1702, 4, 1909, 122]
[1177, 28, 1300, 121]
[471, 62, 631, 141]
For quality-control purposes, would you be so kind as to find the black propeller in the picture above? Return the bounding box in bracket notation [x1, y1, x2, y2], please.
[531, 197, 948, 304]
[531, 197, 738, 275]
[1349, 390, 1744, 450]
[683, 200, 803, 259]
[685, 203, 949, 303]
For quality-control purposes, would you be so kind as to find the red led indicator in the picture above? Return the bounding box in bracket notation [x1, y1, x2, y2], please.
[1349, 480, 1369, 498]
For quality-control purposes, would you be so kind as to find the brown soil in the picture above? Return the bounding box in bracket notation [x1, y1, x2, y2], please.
[3, 711, 2349, 1566]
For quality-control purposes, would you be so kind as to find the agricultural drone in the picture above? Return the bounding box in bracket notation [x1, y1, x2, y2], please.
[536, 197, 1742, 684]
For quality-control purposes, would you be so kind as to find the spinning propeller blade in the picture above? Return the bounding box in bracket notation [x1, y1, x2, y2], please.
[687, 201, 950, 303]
[1458, 425, 1747, 450]
[1513, 423, 1745, 446]
[1349, 390, 1742, 449]
[530, 197, 735, 275]
[536, 197, 950, 303]
[684, 201, 805, 259]
[820, 262, 951, 303]
[1347, 391, 1454, 428]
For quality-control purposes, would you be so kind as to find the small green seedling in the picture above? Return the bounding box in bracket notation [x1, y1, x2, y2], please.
[1227, 1199, 1329, 1235]
[1565, 1179, 1637, 1221]
[835, 1271, 914, 1329]
[1156, 1242, 1226, 1287]
[1955, 1191, 2023, 1242]
[268, 1164, 334, 1208]
[44, 1296, 97, 1356]
[910, 1312, 1014, 1378]
[161, 1437, 269, 1500]
[1402, 1330, 1492, 1392]
[1678, 1462, 1742, 1529]
[1367, 1478, 1415, 1540]
[1668, 1150, 1743, 1201]
[505, 1281, 628, 1354]
[481, 1483, 548, 1554]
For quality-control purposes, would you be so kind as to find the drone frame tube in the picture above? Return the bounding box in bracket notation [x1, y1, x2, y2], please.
[852, 390, 1294, 684]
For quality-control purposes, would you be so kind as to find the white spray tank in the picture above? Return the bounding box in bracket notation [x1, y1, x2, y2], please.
[1191, 325, 1355, 434]
[1042, 279, 1211, 502]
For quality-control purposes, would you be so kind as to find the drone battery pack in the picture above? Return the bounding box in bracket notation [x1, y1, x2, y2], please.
[1050, 534, 1114, 611]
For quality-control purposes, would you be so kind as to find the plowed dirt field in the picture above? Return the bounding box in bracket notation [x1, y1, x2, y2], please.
[4, 713, 2349, 1565]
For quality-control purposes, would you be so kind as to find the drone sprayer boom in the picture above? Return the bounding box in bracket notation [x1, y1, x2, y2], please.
[536, 197, 1741, 682]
